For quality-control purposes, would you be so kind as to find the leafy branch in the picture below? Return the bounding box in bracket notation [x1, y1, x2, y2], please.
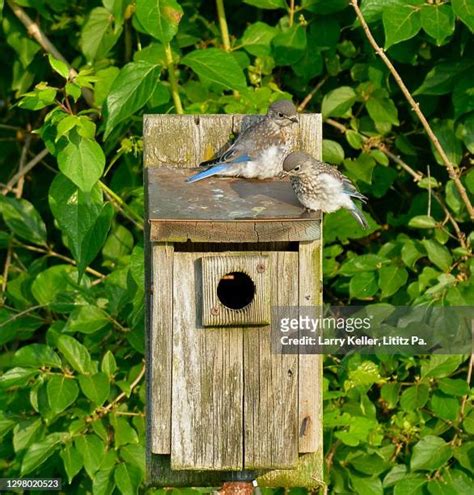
[350, 0, 474, 220]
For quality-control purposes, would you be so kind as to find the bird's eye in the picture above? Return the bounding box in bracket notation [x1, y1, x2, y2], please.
[278, 112, 284, 117]
[294, 166, 300, 171]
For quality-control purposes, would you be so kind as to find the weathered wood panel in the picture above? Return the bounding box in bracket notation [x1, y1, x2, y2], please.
[298, 240, 323, 454]
[171, 253, 244, 470]
[243, 252, 299, 469]
[201, 255, 270, 327]
[150, 219, 321, 243]
[143, 113, 322, 169]
[150, 243, 174, 454]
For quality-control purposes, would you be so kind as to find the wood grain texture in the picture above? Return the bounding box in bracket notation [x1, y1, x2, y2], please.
[143, 113, 321, 169]
[298, 240, 323, 454]
[243, 252, 299, 470]
[150, 243, 174, 454]
[150, 219, 321, 243]
[171, 253, 244, 471]
[201, 255, 270, 327]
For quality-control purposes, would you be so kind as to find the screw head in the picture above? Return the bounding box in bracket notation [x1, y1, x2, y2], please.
[256, 263, 265, 273]
[211, 306, 220, 316]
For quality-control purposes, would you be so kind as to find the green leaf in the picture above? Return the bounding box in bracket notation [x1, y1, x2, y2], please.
[420, 4, 455, 45]
[322, 139, 345, 165]
[60, 443, 83, 484]
[366, 95, 399, 128]
[452, 0, 474, 32]
[393, 475, 427, 495]
[400, 384, 429, 410]
[411, 436, 452, 471]
[18, 84, 57, 110]
[401, 240, 425, 268]
[21, 433, 63, 476]
[104, 61, 160, 138]
[421, 355, 464, 379]
[350, 272, 379, 299]
[381, 382, 400, 409]
[272, 25, 307, 66]
[101, 350, 117, 378]
[431, 120, 463, 166]
[378, 265, 408, 298]
[414, 61, 473, 95]
[80, 7, 122, 62]
[438, 377, 469, 396]
[57, 335, 94, 375]
[13, 344, 62, 368]
[453, 442, 474, 474]
[49, 175, 113, 275]
[135, 0, 183, 42]
[421, 239, 452, 271]
[452, 73, 474, 118]
[241, 22, 278, 57]
[57, 132, 105, 192]
[350, 473, 383, 495]
[346, 130, 364, 149]
[13, 418, 43, 453]
[430, 391, 459, 421]
[243, 0, 286, 9]
[408, 215, 437, 229]
[65, 305, 111, 334]
[78, 372, 110, 406]
[383, 4, 422, 48]
[0, 367, 38, 389]
[182, 48, 247, 92]
[0, 196, 47, 245]
[47, 375, 79, 413]
[111, 414, 139, 448]
[48, 54, 69, 79]
[322, 86, 356, 118]
[75, 434, 105, 478]
[114, 462, 142, 495]
[31, 265, 77, 306]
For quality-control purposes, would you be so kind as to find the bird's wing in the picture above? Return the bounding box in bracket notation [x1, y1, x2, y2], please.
[317, 161, 367, 202]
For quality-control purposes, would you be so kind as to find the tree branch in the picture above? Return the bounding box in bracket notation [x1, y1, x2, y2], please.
[297, 76, 328, 112]
[2, 149, 49, 196]
[7, 0, 95, 107]
[164, 43, 184, 114]
[349, 0, 474, 220]
[216, 0, 231, 52]
[325, 118, 469, 250]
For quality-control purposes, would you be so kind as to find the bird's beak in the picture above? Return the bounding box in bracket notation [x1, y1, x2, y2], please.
[278, 171, 288, 179]
[290, 116, 298, 123]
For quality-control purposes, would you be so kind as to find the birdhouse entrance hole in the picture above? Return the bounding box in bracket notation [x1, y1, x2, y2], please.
[217, 271, 255, 310]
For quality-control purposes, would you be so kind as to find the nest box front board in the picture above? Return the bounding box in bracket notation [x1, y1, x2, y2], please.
[144, 114, 324, 489]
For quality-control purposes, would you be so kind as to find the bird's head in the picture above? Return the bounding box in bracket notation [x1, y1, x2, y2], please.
[280, 151, 312, 177]
[267, 100, 298, 127]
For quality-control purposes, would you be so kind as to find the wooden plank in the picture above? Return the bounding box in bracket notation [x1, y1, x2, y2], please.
[150, 219, 321, 243]
[243, 252, 299, 469]
[298, 240, 323, 453]
[201, 255, 270, 327]
[298, 114, 322, 159]
[171, 253, 243, 470]
[150, 243, 174, 454]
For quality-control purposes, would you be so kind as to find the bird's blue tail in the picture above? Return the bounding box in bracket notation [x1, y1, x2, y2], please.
[350, 204, 369, 229]
[185, 163, 231, 183]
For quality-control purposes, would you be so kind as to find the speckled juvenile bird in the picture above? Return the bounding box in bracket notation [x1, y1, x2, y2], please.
[186, 100, 298, 183]
[282, 151, 369, 229]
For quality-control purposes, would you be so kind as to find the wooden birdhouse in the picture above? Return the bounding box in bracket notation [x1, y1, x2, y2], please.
[144, 112, 323, 489]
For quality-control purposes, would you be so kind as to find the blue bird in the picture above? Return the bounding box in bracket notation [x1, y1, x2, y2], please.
[186, 100, 298, 183]
[281, 151, 369, 229]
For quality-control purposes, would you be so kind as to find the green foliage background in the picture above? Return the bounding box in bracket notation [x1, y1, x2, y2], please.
[0, 0, 473, 493]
